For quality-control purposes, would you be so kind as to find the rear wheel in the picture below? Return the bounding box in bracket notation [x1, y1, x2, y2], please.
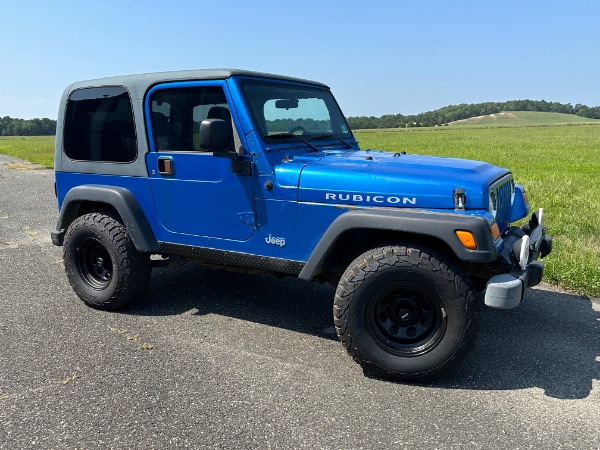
[334, 244, 479, 381]
[63, 213, 151, 310]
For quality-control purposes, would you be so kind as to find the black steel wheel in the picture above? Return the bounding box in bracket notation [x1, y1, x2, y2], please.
[334, 244, 479, 381]
[77, 237, 114, 290]
[366, 281, 446, 357]
[63, 213, 151, 310]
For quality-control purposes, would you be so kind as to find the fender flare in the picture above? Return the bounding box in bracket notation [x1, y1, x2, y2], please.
[51, 185, 159, 253]
[298, 209, 498, 280]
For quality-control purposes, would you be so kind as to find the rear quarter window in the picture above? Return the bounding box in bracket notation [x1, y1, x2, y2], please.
[63, 86, 137, 163]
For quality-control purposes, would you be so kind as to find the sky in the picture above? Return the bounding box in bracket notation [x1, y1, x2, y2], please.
[2, 0, 600, 119]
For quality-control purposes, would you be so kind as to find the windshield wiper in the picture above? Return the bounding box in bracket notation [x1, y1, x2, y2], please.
[268, 133, 320, 152]
[310, 133, 352, 149]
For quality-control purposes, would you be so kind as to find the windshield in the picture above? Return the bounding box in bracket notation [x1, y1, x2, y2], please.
[240, 80, 352, 143]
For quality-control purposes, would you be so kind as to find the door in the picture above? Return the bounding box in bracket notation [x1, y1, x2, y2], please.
[145, 81, 255, 241]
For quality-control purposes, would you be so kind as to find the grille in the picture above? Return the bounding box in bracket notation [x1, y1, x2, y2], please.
[491, 176, 513, 232]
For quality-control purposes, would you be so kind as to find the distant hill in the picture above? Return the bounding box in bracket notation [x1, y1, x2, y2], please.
[448, 111, 600, 127]
[347, 99, 600, 129]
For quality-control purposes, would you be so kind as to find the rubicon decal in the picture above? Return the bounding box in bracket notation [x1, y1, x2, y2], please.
[325, 192, 417, 205]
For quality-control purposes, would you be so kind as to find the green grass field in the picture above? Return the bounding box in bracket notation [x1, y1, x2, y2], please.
[1, 125, 599, 298]
[0, 136, 54, 167]
[448, 111, 600, 127]
[355, 126, 600, 298]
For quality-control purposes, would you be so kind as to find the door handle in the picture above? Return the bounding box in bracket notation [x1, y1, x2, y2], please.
[157, 157, 173, 175]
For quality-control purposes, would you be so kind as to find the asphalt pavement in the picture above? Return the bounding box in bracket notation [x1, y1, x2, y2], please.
[0, 154, 599, 449]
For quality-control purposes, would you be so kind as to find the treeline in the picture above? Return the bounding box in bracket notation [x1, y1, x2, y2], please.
[4, 98, 600, 134]
[0, 116, 56, 136]
[266, 118, 331, 132]
[347, 100, 600, 129]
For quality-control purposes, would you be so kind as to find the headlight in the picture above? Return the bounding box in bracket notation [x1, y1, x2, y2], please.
[489, 189, 498, 218]
[510, 179, 516, 204]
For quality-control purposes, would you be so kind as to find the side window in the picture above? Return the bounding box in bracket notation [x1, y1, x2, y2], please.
[149, 86, 233, 152]
[63, 86, 137, 162]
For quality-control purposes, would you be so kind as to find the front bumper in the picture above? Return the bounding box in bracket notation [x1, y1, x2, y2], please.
[484, 208, 553, 309]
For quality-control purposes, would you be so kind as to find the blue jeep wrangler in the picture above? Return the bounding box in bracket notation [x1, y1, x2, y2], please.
[51, 69, 552, 380]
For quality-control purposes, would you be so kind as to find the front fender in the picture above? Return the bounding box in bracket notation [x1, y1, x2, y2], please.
[298, 209, 497, 281]
[51, 185, 159, 253]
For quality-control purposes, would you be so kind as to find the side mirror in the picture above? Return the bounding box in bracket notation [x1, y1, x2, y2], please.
[199, 118, 251, 175]
[199, 118, 232, 153]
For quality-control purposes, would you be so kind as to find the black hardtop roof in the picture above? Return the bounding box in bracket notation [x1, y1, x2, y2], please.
[67, 69, 329, 92]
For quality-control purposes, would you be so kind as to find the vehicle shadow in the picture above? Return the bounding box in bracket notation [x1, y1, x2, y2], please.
[127, 264, 338, 340]
[438, 287, 600, 399]
[127, 263, 599, 399]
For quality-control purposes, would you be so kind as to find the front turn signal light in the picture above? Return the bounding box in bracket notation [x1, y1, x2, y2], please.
[490, 222, 501, 241]
[456, 230, 477, 250]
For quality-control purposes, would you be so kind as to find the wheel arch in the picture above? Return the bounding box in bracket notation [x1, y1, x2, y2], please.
[299, 209, 497, 282]
[309, 228, 458, 283]
[52, 185, 159, 253]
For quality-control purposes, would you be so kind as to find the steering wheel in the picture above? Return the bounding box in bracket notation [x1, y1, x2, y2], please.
[288, 125, 306, 135]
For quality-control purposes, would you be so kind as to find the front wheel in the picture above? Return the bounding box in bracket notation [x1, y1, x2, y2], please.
[63, 213, 151, 310]
[334, 245, 479, 381]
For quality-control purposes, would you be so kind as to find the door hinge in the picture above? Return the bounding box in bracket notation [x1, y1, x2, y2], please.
[231, 159, 252, 176]
[238, 212, 259, 226]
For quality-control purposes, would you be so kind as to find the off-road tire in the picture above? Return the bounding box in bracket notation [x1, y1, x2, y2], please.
[333, 244, 479, 381]
[63, 213, 151, 310]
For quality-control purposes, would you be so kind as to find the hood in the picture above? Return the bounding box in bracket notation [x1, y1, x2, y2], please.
[294, 150, 509, 209]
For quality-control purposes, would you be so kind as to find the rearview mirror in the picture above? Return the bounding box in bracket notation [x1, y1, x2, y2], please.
[275, 98, 299, 109]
